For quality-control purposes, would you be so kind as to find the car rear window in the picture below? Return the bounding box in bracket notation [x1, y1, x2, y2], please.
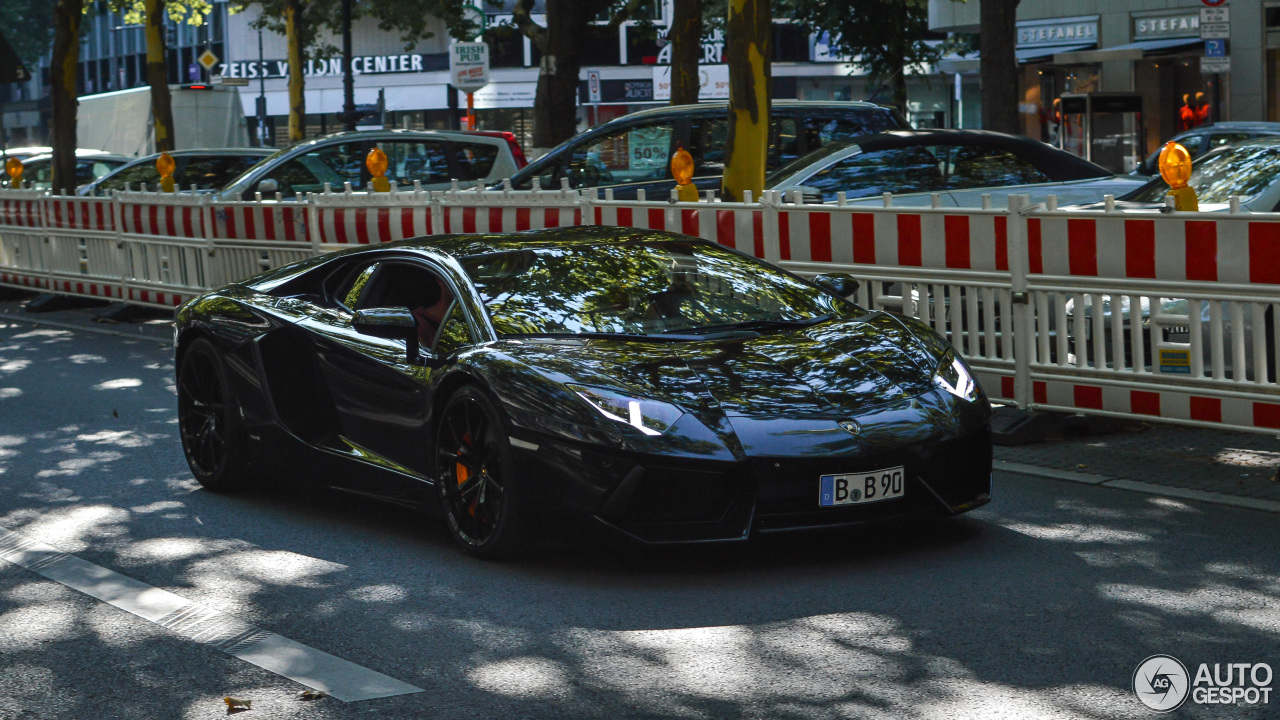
[452, 142, 499, 181]
[180, 155, 266, 190]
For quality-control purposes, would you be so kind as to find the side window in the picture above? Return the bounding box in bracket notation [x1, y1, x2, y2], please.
[378, 141, 451, 186]
[948, 146, 1050, 189]
[433, 303, 473, 357]
[1180, 134, 1208, 159]
[358, 263, 456, 349]
[98, 162, 159, 192]
[802, 114, 898, 151]
[803, 147, 946, 201]
[567, 124, 674, 187]
[1207, 133, 1252, 152]
[688, 118, 728, 177]
[181, 156, 265, 190]
[451, 142, 499, 181]
[257, 159, 326, 198]
[768, 117, 800, 169]
[335, 263, 380, 310]
[297, 142, 365, 191]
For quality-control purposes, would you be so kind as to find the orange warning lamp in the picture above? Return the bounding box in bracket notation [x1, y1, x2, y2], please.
[671, 146, 697, 202]
[1158, 141, 1197, 211]
[5, 157, 23, 189]
[156, 152, 176, 193]
[367, 147, 390, 192]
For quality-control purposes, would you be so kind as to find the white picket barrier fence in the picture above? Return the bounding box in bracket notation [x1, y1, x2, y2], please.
[1, 185, 1277, 436]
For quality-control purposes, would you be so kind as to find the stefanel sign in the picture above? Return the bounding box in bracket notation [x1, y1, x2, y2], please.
[450, 42, 490, 92]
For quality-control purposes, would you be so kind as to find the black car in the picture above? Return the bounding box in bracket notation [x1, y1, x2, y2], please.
[1134, 122, 1280, 175]
[500, 101, 908, 199]
[176, 227, 992, 557]
[79, 148, 276, 195]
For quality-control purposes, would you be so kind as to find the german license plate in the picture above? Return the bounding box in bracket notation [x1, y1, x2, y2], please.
[819, 467, 905, 507]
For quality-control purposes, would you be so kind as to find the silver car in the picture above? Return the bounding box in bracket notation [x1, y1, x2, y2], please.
[216, 130, 525, 201]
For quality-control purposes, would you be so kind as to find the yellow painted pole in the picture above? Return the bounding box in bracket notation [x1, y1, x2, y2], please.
[721, 0, 771, 202]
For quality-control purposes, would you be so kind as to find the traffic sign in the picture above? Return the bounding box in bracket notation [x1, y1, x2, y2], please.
[1201, 0, 1227, 7]
[1204, 39, 1226, 58]
[587, 70, 602, 104]
[1200, 6, 1229, 23]
[197, 49, 220, 71]
[1200, 22, 1229, 39]
[1201, 56, 1230, 74]
[449, 41, 489, 92]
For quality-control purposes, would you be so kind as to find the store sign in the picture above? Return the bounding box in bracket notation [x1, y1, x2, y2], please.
[450, 42, 489, 92]
[653, 65, 729, 101]
[1134, 13, 1200, 40]
[219, 55, 429, 79]
[1017, 18, 1099, 47]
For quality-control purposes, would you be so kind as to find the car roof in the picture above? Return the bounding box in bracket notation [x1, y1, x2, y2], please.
[780, 129, 1112, 181]
[365, 226, 702, 263]
[114, 148, 275, 165]
[1178, 122, 1280, 134]
[611, 100, 894, 123]
[21, 150, 131, 163]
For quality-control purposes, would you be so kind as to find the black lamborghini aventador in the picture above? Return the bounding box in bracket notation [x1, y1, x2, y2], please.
[175, 227, 992, 557]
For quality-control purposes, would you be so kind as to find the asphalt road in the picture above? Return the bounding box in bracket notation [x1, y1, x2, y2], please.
[0, 317, 1277, 720]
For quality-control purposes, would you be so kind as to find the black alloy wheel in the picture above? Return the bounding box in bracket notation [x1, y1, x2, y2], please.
[435, 386, 525, 558]
[177, 338, 249, 491]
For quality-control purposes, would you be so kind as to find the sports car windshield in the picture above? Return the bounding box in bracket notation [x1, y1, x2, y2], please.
[462, 240, 849, 337]
[1123, 142, 1280, 204]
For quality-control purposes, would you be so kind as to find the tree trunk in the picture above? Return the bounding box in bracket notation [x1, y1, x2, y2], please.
[50, 0, 83, 194]
[720, 0, 770, 202]
[144, 0, 175, 152]
[530, 0, 585, 154]
[980, 0, 1020, 134]
[285, 0, 306, 142]
[668, 0, 702, 106]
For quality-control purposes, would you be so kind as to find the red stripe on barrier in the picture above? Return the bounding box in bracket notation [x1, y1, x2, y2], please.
[243, 206, 257, 240]
[852, 213, 875, 265]
[594, 207, 603, 226]
[96, 202, 106, 231]
[489, 207, 503, 232]
[355, 209, 371, 244]
[648, 208, 664, 230]
[715, 210, 736, 249]
[165, 206, 177, 236]
[753, 211, 764, 258]
[1130, 390, 1160, 416]
[1033, 381, 1046, 404]
[1067, 218, 1097, 276]
[260, 207, 275, 241]
[52, 200, 63, 227]
[462, 207, 477, 234]
[149, 204, 159, 237]
[681, 209, 699, 236]
[573, 209, 581, 226]
[516, 207, 531, 231]
[1249, 223, 1280, 284]
[1073, 384, 1102, 410]
[808, 212, 831, 262]
[183, 206, 195, 238]
[132, 204, 143, 235]
[1190, 396, 1222, 423]
[617, 207, 633, 228]
[547, 208, 562, 227]
[1185, 221, 1218, 281]
[1124, 219, 1156, 278]
[994, 215, 1008, 271]
[1000, 376, 1014, 399]
[1028, 218, 1043, 274]
[1255, 402, 1280, 429]
[778, 212, 792, 261]
[376, 208, 390, 243]
[401, 208, 415, 240]
[333, 209, 349, 244]
[897, 214, 921, 266]
[944, 215, 970, 269]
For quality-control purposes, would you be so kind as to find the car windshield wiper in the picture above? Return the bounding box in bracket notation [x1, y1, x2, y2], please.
[664, 314, 835, 335]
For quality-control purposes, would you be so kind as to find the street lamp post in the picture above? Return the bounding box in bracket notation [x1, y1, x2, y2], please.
[256, 25, 268, 146]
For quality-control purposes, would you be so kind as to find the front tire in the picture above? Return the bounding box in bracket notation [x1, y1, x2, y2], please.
[434, 386, 527, 558]
[177, 338, 250, 491]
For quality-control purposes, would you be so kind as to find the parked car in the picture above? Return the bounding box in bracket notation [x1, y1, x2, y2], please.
[765, 129, 1147, 207]
[80, 148, 275, 196]
[1072, 138, 1280, 214]
[215, 129, 526, 201]
[175, 226, 992, 557]
[1133, 122, 1280, 176]
[20, 150, 131, 191]
[498, 101, 909, 199]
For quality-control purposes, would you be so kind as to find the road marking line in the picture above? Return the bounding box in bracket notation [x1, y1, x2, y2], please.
[994, 460, 1280, 515]
[0, 525, 423, 702]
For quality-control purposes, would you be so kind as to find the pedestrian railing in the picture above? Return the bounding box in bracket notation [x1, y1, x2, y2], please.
[1, 184, 1277, 436]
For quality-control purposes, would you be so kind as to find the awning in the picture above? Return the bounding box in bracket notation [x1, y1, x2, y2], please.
[937, 43, 1095, 73]
[1053, 37, 1202, 64]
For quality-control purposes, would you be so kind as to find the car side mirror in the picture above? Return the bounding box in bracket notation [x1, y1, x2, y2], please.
[352, 307, 439, 367]
[812, 272, 860, 299]
[257, 178, 280, 195]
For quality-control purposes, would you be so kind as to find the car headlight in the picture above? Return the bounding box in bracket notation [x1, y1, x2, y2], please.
[567, 384, 684, 436]
[933, 353, 979, 402]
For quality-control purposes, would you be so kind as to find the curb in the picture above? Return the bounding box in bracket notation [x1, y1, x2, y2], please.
[0, 310, 172, 346]
[994, 460, 1280, 515]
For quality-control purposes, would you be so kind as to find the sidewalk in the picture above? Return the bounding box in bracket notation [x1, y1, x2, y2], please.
[3, 292, 1278, 512]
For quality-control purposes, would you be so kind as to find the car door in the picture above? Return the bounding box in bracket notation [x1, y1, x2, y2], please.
[295, 259, 458, 489]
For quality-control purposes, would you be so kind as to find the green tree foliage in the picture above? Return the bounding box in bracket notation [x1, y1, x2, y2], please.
[0, 0, 56, 67]
[787, 0, 937, 110]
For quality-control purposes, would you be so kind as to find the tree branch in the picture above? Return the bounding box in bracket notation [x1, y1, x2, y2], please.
[512, 0, 548, 52]
[602, 0, 651, 33]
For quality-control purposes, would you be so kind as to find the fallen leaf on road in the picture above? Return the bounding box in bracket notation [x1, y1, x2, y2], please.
[297, 690, 327, 701]
[224, 696, 252, 711]
[1077, 464, 1086, 468]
